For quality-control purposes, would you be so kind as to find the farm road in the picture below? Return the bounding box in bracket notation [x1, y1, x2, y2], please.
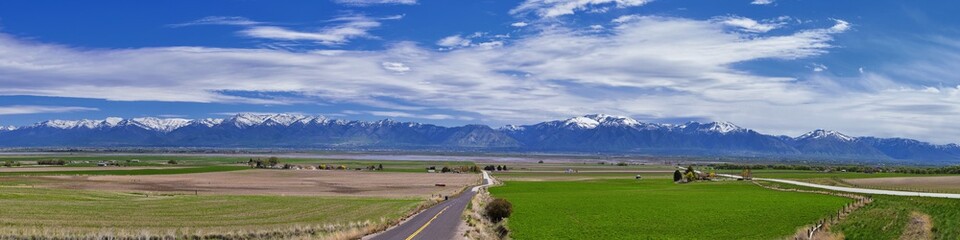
[366, 171, 493, 240]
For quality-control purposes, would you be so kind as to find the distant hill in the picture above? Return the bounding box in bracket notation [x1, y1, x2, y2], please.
[2, 113, 959, 165]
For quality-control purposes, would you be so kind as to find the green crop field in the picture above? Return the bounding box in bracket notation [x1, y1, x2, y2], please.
[0, 187, 420, 238]
[489, 179, 852, 239]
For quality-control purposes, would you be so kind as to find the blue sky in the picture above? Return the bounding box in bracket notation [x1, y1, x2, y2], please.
[1, 0, 960, 143]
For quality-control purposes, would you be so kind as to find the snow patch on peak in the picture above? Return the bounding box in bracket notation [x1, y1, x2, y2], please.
[584, 114, 641, 127]
[226, 113, 269, 128]
[677, 121, 745, 134]
[38, 119, 109, 129]
[564, 116, 600, 129]
[129, 117, 191, 132]
[262, 114, 310, 126]
[798, 129, 856, 141]
[0, 125, 16, 131]
[104, 117, 124, 127]
[705, 121, 744, 133]
[195, 118, 224, 127]
[500, 125, 525, 131]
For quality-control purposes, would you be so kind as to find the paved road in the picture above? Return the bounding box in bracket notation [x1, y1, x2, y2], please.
[367, 171, 493, 240]
[712, 172, 960, 199]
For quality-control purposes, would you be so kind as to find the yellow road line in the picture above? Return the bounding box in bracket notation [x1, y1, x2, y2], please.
[405, 205, 451, 240]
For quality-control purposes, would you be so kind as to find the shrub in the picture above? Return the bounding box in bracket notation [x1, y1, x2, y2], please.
[2, 160, 20, 167]
[37, 159, 66, 165]
[167, 160, 178, 165]
[485, 198, 513, 223]
[267, 157, 280, 167]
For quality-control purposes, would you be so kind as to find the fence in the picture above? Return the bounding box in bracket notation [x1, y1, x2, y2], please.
[751, 181, 873, 240]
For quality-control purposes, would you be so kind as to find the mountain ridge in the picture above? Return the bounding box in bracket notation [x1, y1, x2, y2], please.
[2, 113, 958, 165]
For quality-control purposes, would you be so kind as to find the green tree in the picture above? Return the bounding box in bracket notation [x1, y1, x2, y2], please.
[267, 157, 280, 167]
[485, 198, 513, 223]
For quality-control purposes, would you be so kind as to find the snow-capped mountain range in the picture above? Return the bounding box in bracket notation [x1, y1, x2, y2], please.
[2, 113, 958, 165]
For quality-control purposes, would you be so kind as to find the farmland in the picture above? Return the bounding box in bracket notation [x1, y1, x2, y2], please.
[756, 179, 960, 239]
[488, 178, 852, 239]
[0, 187, 420, 238]
[715, 169, 947, 180]
[845, 176, 960, 194]
[0, 154, 481, 238]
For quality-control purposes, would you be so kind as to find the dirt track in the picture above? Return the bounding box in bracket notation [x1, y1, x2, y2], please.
[36, 169, 479, 198]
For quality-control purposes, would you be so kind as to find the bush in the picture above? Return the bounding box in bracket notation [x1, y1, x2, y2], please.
[485, 198, 513, 223]
[268, 157, 280, 167]
[37, 159, 66, 165]
[167, 160, 178, 165]
[2, 160, 20, 167]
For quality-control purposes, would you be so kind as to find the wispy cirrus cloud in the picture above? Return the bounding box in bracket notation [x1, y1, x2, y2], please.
[712, 15, 791, 33]
[172, 14, 400, 46]
[167, 16, 262, 28]
[332, 0, 417, 6]
[511, 0, 653, 18]
[0, 105, 98, 115]
[751, 0, 774, 5]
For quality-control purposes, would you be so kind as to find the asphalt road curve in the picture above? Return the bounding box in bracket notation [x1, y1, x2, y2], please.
[368, 171, 492, 240]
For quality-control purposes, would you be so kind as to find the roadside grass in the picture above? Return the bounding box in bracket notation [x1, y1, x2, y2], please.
[0, 165, 249, 176]
[489, 178, 851, 239]
[0, 187, 421, 238]
[755, 180, 960, 239]
[835, 195, 960, 240]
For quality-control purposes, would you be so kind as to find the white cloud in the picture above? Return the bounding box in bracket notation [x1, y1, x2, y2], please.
[367, 111, 456, 120]
[167, 16, 262, 28]
[16, 16, 960, 143]
[751, 0, 774, 5]
[333, 0, 417, 6]
[239, 15, 392, 45]
[810, 63, 828, 72]
[512, 0, 654, 18]
[511, 22, 529, 27]
[712, 15, 787, 33]
[612, 14, 642, 24]
[436, 35, 472, 47]
[0, 105, 98, 115]
[173, 15, 397, 46]
[829, 19, 851, 33]
[381, 61, 411, 73]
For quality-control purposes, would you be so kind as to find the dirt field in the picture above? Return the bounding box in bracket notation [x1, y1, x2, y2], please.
[0, 166, 183, 172]
[846, 176, 960, 193]
[31, 169, 479, 198]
